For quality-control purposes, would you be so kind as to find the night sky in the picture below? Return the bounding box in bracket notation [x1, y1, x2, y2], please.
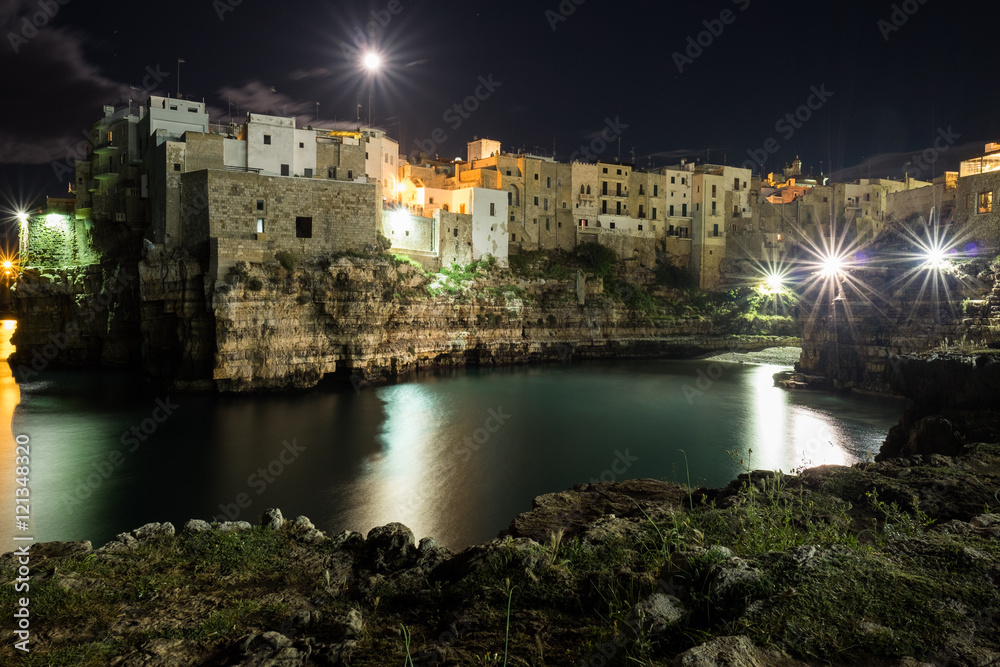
[1, 0, 999, 204]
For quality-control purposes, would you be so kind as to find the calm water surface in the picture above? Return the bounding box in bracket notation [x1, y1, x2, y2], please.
[1, 344, 906, 553]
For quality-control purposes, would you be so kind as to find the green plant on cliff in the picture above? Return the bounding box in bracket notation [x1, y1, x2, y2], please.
[247, 277, 264, 291]
[275, 251, 297, 273]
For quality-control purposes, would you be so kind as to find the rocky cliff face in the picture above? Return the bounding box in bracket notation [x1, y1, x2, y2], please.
[135, 250, 799, 392]
[8, 263, 141, 380]
[795, 233, 1000, 394]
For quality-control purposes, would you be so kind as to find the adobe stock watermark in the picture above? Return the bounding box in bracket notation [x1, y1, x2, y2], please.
[213, 0, 244, 22]
[590, 450, 639, 484]
[671, 0, 751, 74]
[902, 126, 960, 179]
[410, 74, 502, 159]
[339, 0, 415, 57]
[57, 397, 180, 511]
[568, 116, 629, 163]
[878, 0, 929, 42]
[6, 0, 71, 54]
[741, 84, 834, 172]
[51, 65, 170, 183]
[545, 0, 587, 31]
[215, 439, 306, 522]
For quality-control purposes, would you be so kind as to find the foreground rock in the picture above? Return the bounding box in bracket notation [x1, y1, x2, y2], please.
[3, 440, 999, 665]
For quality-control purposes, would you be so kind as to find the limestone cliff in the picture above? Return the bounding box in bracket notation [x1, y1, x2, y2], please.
[136, 248, 797, 392]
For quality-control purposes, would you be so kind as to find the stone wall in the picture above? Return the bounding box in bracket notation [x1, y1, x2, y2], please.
[19, 215, 99, 268]
[182, 170, 379, 280]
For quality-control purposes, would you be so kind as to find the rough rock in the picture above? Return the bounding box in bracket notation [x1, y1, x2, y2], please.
[673, 635, 808, 666]
[261, 508, 285, 531]
[633, 593, 686, 633]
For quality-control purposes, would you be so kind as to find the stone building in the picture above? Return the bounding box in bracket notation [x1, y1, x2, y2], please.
[53, 98, 393, 284]
[954, 143, 1000, 250]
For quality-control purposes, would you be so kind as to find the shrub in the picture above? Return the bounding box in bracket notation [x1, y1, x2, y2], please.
[275, 251, 296, 273]
[247, 277, 264, 291]
[655, 262, 694, 288]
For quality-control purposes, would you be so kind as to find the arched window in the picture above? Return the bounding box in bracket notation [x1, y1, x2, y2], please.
[586, 185, 592, 195]
[580, 185, 585, 194]
[442, 204, 449, 212]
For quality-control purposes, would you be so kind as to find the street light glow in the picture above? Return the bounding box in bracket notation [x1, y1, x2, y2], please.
[819, 253, 847, 278]
[920, 245, 950, 270]
[363, 52, 381, 71]
[16, 211, 28, 224]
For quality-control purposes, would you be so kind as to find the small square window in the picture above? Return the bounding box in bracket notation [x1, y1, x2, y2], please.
[256, 200, 264, 211]
[299, 142, 304, 148]
[296, 216, 313, 238]
[534, 174, 539, 180]
[281, 164, 290, 176]
[173, 163, 180, 171]
[304, 168, 313, 178]
[263, 135, 271, 145]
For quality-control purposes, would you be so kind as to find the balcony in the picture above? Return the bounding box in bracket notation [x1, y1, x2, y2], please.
[94, 144, 120, 156]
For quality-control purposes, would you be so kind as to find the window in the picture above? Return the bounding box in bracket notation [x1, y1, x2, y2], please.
[558, 222, 562, 228]
[669, 224, 675, 235]
[654, 185, 658, 196]
[602, 201, 608, 214]
[562, 202, 567, 209]
[490, 203, 496, 216]
[173, 163, 181, 171]
[979, 191, 993, 214]
[823, 197, 829, 203]
[534, 197, 539, 206]
[365, 153, 369, 159]
[534, 174, 539, 181]
[639, 205, 645, 218]
[652, 208, 657, 220]
[263, 135, 271, 145]
[638, 224, 643, 231]
[681, 178, 686, 185]
[696, 203, 700, 212]
[602, 182, 608, 195]
[460, 204, 466, 214]
[429, 197, 435, 204]
[711, 201, 717, 214]
[639, 185, 645, 195]
[543, 199, 549, 211]
[865, 193, 871, 201]
[170, 105, 177, 111]
[547, 177, 551, 188]
[330, 168, 337, 179]
[454, 228, 458, 237]
[617, 169, 622, 175]
[508, 192, 513, 205]
[281, 164, 290, 176]
[257, 218, 264, 233]
[296, 216, 313, 238]
[304, 168, 313, 178]
[511, 233, 516, 241]
[545, 219, 550, 230]
[580, 185, 585, 194]
[506, 170, 512, 176]
[299, 142, 304, 148]
[713, 224, 719, 237]
[669, 205, 674, 216]
[533, 218, 537, 225]
[443, 204, 449, 212]
[616, 201, 622, 215]
[671, 176, 676, 184]
[603, 167, 608, 173]
[682, 203, 687, 216]
[347, 170, 353, 180]
[711, 185, 717, 197]
[586, 185, 591, 195]
[610, 222, 616, 229]
[256, 200, 264, 211]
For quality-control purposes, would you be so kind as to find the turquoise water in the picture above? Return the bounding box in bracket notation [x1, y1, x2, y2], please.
[2, 359, 905, 552]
